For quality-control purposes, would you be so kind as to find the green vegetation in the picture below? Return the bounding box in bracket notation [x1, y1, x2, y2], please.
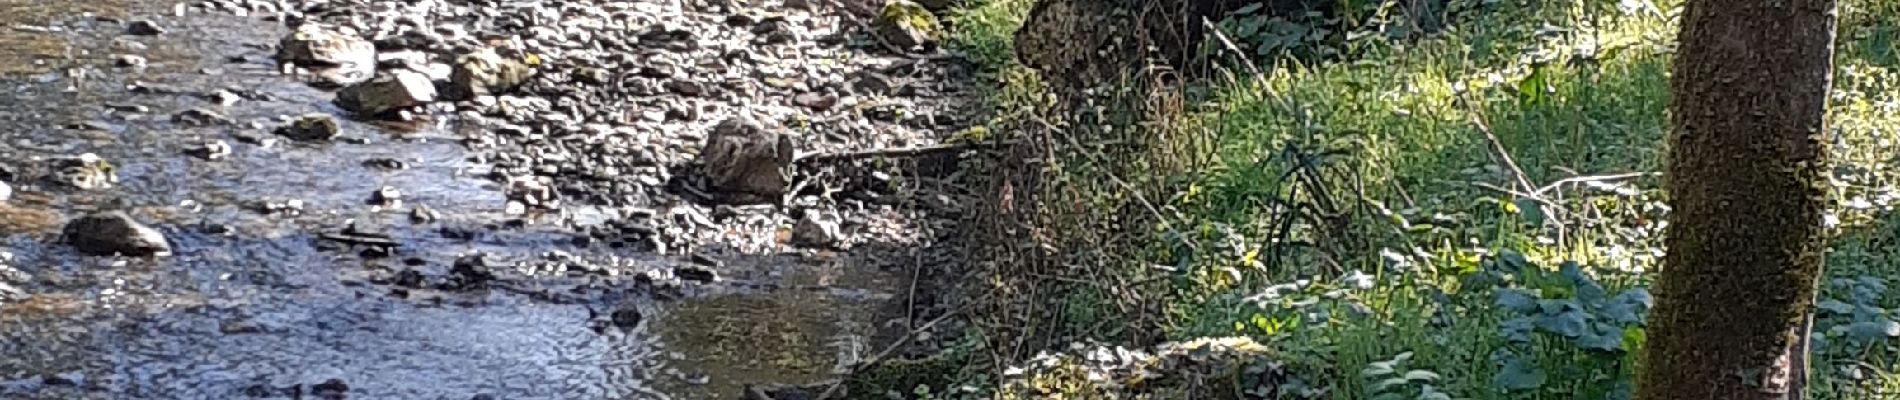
[909, 0, 1900, 398]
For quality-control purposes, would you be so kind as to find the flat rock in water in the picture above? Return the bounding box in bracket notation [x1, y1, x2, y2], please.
[335, 70, 436, 116]
[63, 211, 171, 256]
[695, 115, 794, 204]
[276, 24, 375, 68]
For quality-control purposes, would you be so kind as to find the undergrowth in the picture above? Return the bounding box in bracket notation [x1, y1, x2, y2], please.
[922, 0, 1900, 399]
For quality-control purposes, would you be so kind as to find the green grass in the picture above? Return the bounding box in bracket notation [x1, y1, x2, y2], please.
[942, 0, 1900, 398]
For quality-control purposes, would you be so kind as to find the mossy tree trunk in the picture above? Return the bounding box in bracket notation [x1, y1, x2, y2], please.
[1635, 0, 1838, 399]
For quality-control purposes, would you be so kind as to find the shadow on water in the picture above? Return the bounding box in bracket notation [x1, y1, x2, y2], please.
[0, 1, 910, 399]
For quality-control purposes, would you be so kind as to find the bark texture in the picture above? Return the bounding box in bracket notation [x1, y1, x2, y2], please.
[1635, 0, 1838, 399]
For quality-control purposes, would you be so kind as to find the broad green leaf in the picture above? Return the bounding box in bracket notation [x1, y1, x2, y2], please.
[1847, 320, 1900, 341]
[1500, 317, 1535, 343]
[1535, 302, 1588, 337]
[1817, 299, 1855, 315]
[1494, 357, 1547, 391]
[1517, 64, 1553, 106]
[1497, 250, 1529, 270]
[1495, 289, 1538, 313]
[1578, 324, 1625, 352]
[1514, 199, 1546, 226]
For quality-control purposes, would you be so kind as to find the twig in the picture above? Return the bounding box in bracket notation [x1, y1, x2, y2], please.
[1460, 99, 1538, 195]
[1532, 172, 1656, 196]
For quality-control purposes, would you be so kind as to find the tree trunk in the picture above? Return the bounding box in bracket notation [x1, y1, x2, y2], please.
[1635, 0, 1838, 399]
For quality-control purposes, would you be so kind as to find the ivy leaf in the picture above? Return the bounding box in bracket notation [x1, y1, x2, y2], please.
[1494, 357, 1547, 391]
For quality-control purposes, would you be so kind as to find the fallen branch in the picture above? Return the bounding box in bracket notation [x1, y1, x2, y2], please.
[792, 141, 1004, 165]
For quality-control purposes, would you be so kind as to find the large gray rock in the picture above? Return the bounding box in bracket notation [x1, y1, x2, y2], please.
[445, 48, 535, 99]
[335, 71, 436, 115]
[277, 24, 375, 68]
[63, 211, 170, 256]
[696, 115, 794, 204]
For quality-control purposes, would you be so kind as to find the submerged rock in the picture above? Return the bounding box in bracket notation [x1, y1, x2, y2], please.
[277, 24, 375, 68]
[336, 70, 436, 116]
[63, 211, 171, 256]
[276, 113, 341, 141]
[172, 108, 233, 126]
[47, 153, 117, 191]
[610, 305, 643, 329]
[696, 115, 794, 204]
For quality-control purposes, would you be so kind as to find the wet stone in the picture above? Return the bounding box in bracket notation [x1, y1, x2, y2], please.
[125, 19, 165, 36]
[172, 108, 233, 126]
[277, 113, 341, 141]
[610, 305, 643, 329]
[673, 265, 718, 283]
[112, 54, 147, 68]
[409, 204, 440, 223]
[187, 139, 232, 160]
[63, 211, 171, 257]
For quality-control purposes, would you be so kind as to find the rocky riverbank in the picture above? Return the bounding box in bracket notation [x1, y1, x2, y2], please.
[0, 0, 980, 398]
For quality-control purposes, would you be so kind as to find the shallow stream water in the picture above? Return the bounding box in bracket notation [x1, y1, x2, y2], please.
[0, 1, 907, 398]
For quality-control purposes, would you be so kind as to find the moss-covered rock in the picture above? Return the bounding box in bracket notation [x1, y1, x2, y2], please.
[876, 0, 943, 50]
